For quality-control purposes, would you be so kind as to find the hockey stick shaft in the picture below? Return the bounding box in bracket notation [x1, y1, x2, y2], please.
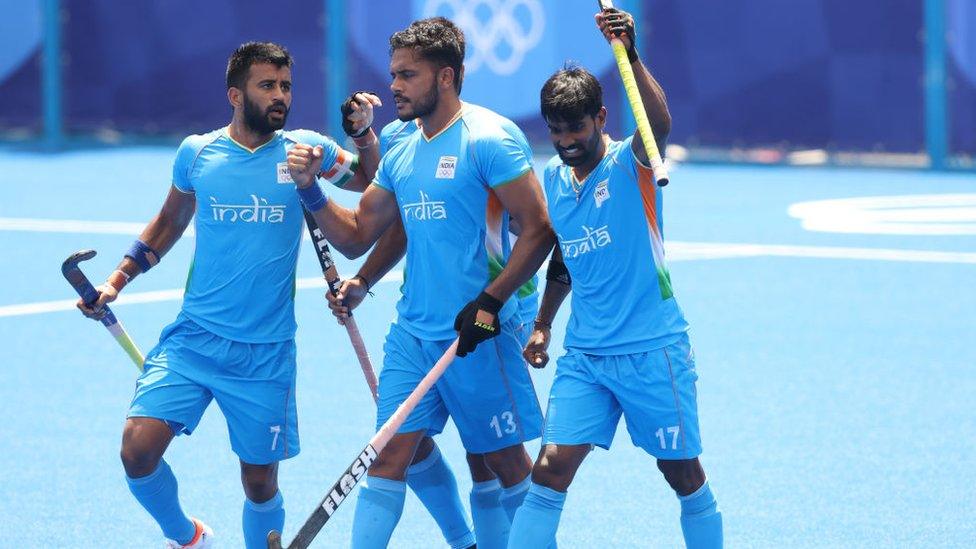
[302, 208, 378, 400]
[599, 0, 669, 186]
[62, 249, 145, 371]
[271, 340, 459, 549]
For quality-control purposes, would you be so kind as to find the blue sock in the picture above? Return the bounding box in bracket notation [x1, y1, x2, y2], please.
[406, 446, 475, 548]
[243, 491, 284, 549]
[498, 476, 532, 523]
[469, 479, 509, 549]
[678, 482, 723, 549]
[126, 460, 196, 544]
[351, 476, 407, 549]
[507, 482, 566, 548]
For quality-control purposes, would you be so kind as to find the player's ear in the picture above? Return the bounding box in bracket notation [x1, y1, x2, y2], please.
[438, 66, 455, 91]
[595, 106, 608, 128]
[228, 86, 243, 109]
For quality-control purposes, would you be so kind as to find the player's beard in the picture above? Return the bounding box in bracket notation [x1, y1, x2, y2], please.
[243, 93, 289, 135]
[397, 84, 439, 122]
[558, 127, 603, 167]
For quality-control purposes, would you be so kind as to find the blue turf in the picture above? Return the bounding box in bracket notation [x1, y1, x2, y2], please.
[0, 147, 973, 547]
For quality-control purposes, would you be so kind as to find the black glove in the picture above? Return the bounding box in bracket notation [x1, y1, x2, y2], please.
[340, 90, 378, 137]
[453, 291, 503, 357]
[603, 7, 638, 63]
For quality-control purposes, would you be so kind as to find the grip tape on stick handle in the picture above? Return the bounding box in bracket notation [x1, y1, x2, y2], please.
[599, 0, 669, 186]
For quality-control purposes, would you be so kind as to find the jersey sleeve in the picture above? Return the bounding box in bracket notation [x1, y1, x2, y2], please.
[288, 129, 356, 188]
[371, 154, 395, 193]
[615, 136, 654, 182]
[473, 128, 532, 188]
[171, 136, 198, 193]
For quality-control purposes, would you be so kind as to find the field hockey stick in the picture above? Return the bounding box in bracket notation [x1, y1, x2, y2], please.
[62, 249, 145, 371]
[598, 0, 669, 186]
[302, 208, 378, 400]
[267, 339, 460, 549]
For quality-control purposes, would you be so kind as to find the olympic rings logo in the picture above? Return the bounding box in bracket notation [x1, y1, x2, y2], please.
[423, 0, 546, 76]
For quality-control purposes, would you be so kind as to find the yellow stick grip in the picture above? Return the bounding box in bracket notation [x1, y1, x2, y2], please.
[610, 38, 669, 186]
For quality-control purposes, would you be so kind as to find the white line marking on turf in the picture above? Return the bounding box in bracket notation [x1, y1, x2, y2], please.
[2, 242, 972, 318]
[788, 194, 976, 235]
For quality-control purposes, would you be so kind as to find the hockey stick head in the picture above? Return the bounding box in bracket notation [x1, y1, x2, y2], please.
[62, 249, 101, 306]
[61, 249, 97, 276]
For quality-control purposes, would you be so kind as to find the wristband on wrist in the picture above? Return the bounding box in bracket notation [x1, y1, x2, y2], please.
[106, 269, 130, 292]
[533, 318, 552, 329]
[125, 240, 160, 273]
[475, 291, 504, 315]
[353, 130, 378, 149]
[297, 182, 328, 212]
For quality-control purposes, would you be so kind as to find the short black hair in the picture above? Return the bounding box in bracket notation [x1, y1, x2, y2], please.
[390, 17, 465, 93]
[540, 64, 604, 123]
[226, 42, 292, 90]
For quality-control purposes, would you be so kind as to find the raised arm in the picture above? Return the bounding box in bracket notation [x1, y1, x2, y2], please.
[596, 8, 671, 165]
[336, 92, 382, 193]
[288, 143, 399, 258]
[77, 186, 195, 319]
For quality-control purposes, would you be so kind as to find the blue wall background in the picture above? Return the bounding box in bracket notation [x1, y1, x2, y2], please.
[0, 0, 973, 158]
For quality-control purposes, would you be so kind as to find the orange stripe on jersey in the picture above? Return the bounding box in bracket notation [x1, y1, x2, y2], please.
[636, 161, 660, 234]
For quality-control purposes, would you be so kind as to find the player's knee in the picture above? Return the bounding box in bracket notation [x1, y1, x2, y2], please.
[410, 436, 436, 466]
[657, 458, 705, 496]
[484, 444, 531, 484]
[119, 444, 161, 477]
[120, 420, 168, 477]
[368, 433, 424, 480]
[531, 444, 588, 492]
[241, 462, 279, 501]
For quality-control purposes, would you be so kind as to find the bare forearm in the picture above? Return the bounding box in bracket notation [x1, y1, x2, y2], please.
[535, 277, 571, 326]
[632, 59, 671, 144]
[485, 222, 555, 301]
[310, 200, 388, 259]
[116, 188, 194, 282]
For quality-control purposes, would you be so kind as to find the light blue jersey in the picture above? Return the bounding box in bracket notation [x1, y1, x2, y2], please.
[543, 137, 689, 354]
[171, 127, 345, 343]
[380, 118, 420, 155]
[373, 104, 532, 340]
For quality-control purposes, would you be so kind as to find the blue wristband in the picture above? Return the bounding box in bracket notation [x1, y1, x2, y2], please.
[297, 182, 328, 212]
[125, 240, 160, 273]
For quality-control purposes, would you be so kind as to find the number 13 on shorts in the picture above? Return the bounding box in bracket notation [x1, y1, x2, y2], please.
[490, 411, 517, 438]
[656, 425, 680, 450]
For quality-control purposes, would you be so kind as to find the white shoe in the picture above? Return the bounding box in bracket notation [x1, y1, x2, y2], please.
[165, 518, 214, 548]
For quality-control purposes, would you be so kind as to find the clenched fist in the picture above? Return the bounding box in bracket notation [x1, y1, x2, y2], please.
[287, 144, 325, 188]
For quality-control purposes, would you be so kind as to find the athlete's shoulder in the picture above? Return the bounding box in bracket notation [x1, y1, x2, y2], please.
[173, 129, 223, 171]
[380, 119, 419, 154]
[607, 136, 636, 162]
[283, 128, 337, 147]
[460, 103, 516, 137]
[177, 128, 223, 154]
